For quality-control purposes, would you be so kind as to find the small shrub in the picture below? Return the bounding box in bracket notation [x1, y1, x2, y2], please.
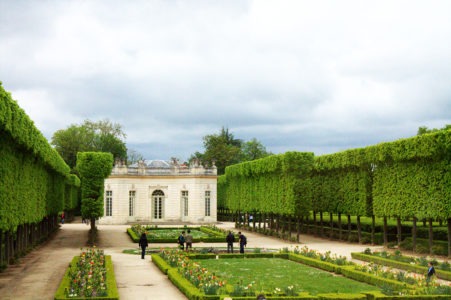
[432, 244, 447, 256]
[439, 261, 451, 271]
[416, 244, 429, 254]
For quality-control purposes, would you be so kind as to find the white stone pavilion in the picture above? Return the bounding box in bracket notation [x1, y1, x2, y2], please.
[98, 158, 217, 224]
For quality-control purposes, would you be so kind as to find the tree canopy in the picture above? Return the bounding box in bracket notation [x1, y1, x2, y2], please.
[51, 119, 127, 169]
[190, 127, 272, 175]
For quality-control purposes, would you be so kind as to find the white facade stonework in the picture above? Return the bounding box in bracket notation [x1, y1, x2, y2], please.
[99, 159, 217, 225]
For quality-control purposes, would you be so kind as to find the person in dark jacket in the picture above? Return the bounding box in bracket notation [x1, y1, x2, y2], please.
[138, 233, 149, 259]
[226, 231, 235, 253]
[178, 231, 186, 250]
[426, 261, 436, 284]
[238, 231, 247, 254]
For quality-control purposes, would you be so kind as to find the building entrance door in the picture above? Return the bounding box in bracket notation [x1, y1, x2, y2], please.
[152, 190, 164, 220]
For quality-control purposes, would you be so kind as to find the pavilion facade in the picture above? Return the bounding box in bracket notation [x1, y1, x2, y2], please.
[98, 159, 217, 225]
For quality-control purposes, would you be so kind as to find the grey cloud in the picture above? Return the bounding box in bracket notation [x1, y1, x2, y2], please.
[1, 0, 450, 161]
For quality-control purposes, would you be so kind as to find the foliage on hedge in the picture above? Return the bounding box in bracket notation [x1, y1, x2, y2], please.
[217, 175, 227, 209]
[0, 82, 70, 175]
[224, 152, 314, 214]
[167, 268, 207, 300]
[288, 253, 341, 273]
[0, 83, 79, 231]
[76, 152, 113, 220]
[219, 130, 450, 226]
[151, 253, 170, 274]
[339, 266, 412, 291]
[54, 255, 119, 300]
[351, 252, 451, 281]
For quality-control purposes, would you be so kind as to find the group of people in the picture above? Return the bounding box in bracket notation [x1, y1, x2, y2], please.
[138, 229, 249, 259]
[177, 230, 193, 251]
[226, 231, 247, 253]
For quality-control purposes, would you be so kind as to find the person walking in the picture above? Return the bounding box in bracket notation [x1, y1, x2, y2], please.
[238, 231, 247, 254]
[138, 232, 149, 259]
[226, 231, 235, 253]
[426, 261, 436, 284]
[60, 212, 65, 224]
[178, 231, 186, 250]
[185, 230, 193, 251]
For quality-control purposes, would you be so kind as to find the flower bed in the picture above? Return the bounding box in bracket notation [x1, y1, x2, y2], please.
[128, 225, 231, 243]
[54, 248, 119, 300]
[351, 249, 451, 281]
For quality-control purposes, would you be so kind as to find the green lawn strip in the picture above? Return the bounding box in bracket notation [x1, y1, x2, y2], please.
[351, 252, 451, 281]
[128, 226, 228, 243]
[54, 255, 119, 300]
[194, 257, 379, 296]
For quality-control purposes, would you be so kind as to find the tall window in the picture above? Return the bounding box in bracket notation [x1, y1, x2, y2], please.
[129, 191, 135, 216]
[152, 190, 164, 219]
[182, 191, 189, 216]
[205, 191, 211, 216]
[105, 190, 112, 216]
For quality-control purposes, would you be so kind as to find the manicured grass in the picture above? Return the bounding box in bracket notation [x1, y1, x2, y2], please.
[148, 229, 210, 239]
[195, 258, 380, 295]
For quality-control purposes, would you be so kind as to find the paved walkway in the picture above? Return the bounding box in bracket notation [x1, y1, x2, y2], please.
[0, 220, 385, 300]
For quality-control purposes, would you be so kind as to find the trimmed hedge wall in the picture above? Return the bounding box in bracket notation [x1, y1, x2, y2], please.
[219, 129, 451, 253]
[1, 83, 80, 269]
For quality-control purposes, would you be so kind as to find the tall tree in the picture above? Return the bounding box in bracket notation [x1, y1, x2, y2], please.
[241, 138, 273, 161]
[190, 127, 272, 175]
[200, 127, 242, 175]
[51, 119, 127, 169]
[76, 152, 113, 240]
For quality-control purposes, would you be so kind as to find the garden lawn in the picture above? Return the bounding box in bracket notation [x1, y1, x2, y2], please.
[148, 229, 210, 239]
[195, 258, 380, 295]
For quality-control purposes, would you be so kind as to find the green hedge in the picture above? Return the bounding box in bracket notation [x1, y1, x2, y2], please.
[288, 253, 341, 273]
[167, 268, 209, 300]
[54, 255, 118, 300]
[0, 83, 78, 232]
[220, 129, 450, 223]
[351, 252, 451, 281]
[339, 266, 411, 291]
[151, 253, 170, 274]
[127, 227, 228, 243]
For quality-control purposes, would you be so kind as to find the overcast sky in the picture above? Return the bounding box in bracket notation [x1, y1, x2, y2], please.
[1, 0, 450, 161]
